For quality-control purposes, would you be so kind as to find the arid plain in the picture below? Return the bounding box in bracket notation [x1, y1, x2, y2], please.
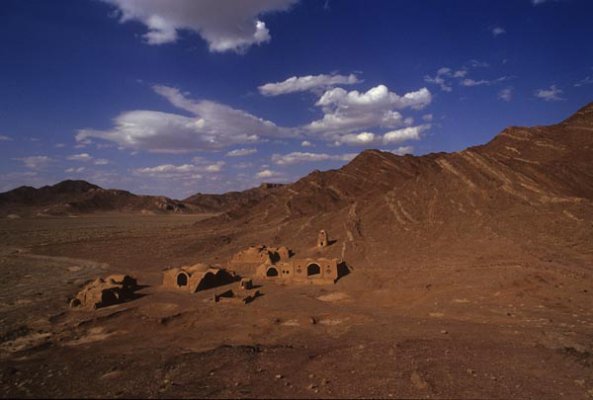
[1, 104, 593, 398]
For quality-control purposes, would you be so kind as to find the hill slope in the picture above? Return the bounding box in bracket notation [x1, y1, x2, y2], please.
[0, 180, 190, 216]
[200, 102, 593, 278]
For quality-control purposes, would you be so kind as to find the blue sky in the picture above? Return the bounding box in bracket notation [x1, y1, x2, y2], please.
[1, 0, 592, 198]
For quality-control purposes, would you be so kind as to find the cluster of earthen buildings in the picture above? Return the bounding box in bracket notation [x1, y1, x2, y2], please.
[72, 230, 344, 309]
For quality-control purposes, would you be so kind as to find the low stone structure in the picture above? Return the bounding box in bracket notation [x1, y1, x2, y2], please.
[162, 263, 235, 293]
[256, 257, 339, 285]
[70, 274, 138, 310]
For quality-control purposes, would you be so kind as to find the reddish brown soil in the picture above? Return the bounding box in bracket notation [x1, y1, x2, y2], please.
[1, 103, 593, 398]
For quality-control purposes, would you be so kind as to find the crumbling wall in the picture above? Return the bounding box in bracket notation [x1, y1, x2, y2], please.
[70, 274, 138, 310]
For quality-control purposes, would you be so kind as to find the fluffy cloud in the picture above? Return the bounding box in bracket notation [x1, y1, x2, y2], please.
[306, 84, 431, 141]
[332, 132, 377, 146]
[0, 135, 12, 141]
[102, 0, 297, 53]
[226, 148, 257, 157]
[535, 85, 564, 101]
[14, 156, 53, 170]
[382, 125, 429, 144]
[255, 169, 282, 178]
[77, 85, 286, 153]
[271, 152, 356, 165]
[259, 73, 360, 96]
[301, 140, 313, 147]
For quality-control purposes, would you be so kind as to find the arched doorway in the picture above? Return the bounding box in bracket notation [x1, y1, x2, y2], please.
[307, 263, 321, 277]
[177, 273, 188, 287]
[266, 266, 279, 277]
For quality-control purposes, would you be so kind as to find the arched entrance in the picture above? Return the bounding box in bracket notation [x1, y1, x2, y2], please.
[177, 273, 188, 287]
[307, 263, 321, 277]
[266, 266, 279, 277]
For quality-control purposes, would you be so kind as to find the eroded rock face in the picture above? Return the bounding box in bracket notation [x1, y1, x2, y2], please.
[70, 274, 138, 310]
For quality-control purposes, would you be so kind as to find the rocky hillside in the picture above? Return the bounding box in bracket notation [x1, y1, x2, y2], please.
[0, 180, 189, 216]
[202, 102, 593, 272]
[183, 183, 284, 213]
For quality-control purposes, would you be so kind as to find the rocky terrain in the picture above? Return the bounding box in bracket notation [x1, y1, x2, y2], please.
[0, 180, 283, 217]
[1, 102, 592, 398]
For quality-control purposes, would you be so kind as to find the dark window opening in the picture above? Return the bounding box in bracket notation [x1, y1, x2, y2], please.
[177, 273, 188, 287]
[307, 263, 321, 277]
[266, 267, 279, 277]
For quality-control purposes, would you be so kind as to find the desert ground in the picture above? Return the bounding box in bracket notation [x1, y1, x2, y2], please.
[1, 213, 592, 399]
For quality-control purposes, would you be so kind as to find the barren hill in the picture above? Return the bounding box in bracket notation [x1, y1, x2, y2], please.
[0, 180, 190, 216]
[183, 183, 284, 213]
[201, 102, 593, 279]
[0, 180, 286, 217]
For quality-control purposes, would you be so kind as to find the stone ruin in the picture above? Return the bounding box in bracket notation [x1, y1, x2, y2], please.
[162, 263, 236, 293]
[318, 229, 329, 248]
[70, 274, 138, 310]
[213, 288, 261, 305]
[229, 244, 291, 270]
[256, 257, 339, 285]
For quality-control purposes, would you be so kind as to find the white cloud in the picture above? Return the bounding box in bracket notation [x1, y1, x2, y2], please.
[426, 63, 510, 92]
[0, 135, 12, 141]
[388, 146, 414, 156]
[67, 153, 93, 162]
[205, 161, 225, 172]
[424, 68, 456, 92]
[133, 161, 225, 180]
[498, 87, 513, 102]
[258, 73, 360, 96]
[332, 132, 377, 146]
[14, 156, 53, 170]
[65, 167, 86, 173]
[460, 76, 510, 87]
[492, 26, 506, 37]
[301, 140, 313, 147]
[226, 148, 257, 157]
[271, 151, 356, 165]
[255, 169, 282, 178]
[422, 114, 433, 122]
[535, 85, 564, 101]
[94, 159, 110, 165]
[382, 125, 430, 145]
[102, 0, 297, 53]
[77, 85, 287, 153]
[306, 84, 431, 140]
